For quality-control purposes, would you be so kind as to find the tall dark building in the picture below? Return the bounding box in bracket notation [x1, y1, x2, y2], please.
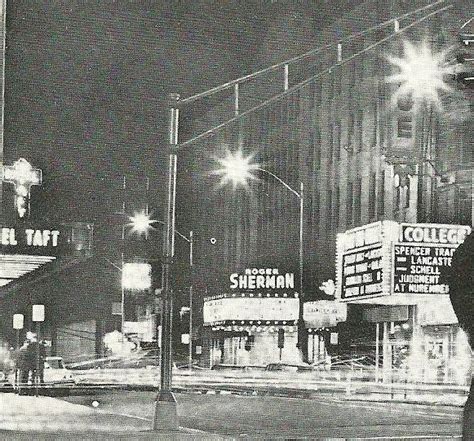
[182, 0, 472, 367]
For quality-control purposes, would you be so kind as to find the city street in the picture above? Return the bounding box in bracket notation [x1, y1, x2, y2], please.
[1, 1, 472, 439]
[59, 390, 462, 439]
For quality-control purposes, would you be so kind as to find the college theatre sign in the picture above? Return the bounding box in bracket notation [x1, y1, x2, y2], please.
[336, 221, 471, 302]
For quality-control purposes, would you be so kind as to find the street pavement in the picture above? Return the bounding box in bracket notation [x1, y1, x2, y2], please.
[71, 367, 469, 408]
[61, 390, 463, 439]
[0, 387, 465, 439]
[0, 393, 224, 440]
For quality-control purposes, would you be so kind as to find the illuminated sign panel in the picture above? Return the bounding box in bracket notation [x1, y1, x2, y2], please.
[0, 227, 60, 248]
[122, 262, 152, 290]
[303, 301, 347, 329]
[393, 224, 471, 295]
[0, 223, 92, 287]
[399, 224, 470, 245]
[341, 245, 383, 299]
[203, 294, 299, 325]
[336, 221, 390, 302]
[2, 158, 42, 218]
[336, 222, 471, 302]
[229, 268, 295, 290]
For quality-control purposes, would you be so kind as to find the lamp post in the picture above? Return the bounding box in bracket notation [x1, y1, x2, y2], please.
[129, 211, 194, 371]
[215, 151, 306, 362]
[154, 93, 180, 430]
[32, 304, 44, 397]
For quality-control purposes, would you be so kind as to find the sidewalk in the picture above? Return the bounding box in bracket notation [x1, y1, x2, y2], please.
[0, 393, 223, 439]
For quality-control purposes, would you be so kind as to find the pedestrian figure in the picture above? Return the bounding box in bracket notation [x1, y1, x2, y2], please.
[16, 341, 30, 393]
[444, 231, 473, 440]
[27, 336, 46, 385]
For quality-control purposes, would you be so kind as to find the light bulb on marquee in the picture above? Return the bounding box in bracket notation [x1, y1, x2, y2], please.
[386, 40, 452, 109]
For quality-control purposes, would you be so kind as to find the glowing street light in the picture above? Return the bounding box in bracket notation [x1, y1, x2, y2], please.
[213, 149, 260, 189]
[215, 149, 307, 362]
[128, 210, 156, 236]
[386, 40, 452, 109]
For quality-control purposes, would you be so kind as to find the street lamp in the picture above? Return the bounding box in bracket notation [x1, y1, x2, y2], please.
[214, 149, 306, 362]
[386, 39, 452, 109]
[128, 210, 157, 237]
[130, 210, 195, 371]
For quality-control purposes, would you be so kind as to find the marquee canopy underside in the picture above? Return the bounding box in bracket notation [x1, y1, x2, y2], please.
[0, 254, 56, 286]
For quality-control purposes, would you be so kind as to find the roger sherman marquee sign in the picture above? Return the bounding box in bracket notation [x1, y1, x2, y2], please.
[230, 268, 295, 290]
[336, 222, 471, 302]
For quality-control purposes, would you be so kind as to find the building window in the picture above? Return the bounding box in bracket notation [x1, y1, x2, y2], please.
[334, 66, 341, 96]
[356, 108, 363, 152]
[327, 188, 333, 232]
[358, 50, 365, 79]
[313, 191, 320, 231]
[405, 179, 410, 208]
[307, 130, 315, 170]
[314, 128, 321, 169]
[328, 69, 334, 101]
[346, 182, 353, 226]
[350, 61, 356, 87]
[315, 79, 322, 110]
[309, 82, 315, 110]
[378, 171, 385, 217]
[395, 186, 401, 210]
[354, 178, 362, 224]
[372, 99, 378, 148]
[335, 121, 341, 161]
[369, 172, 376, 219]
[328, 122, 334, 163]
[348, 112, 355, 154]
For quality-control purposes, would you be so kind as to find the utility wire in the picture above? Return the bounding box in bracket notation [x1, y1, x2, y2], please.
[178, 3, 453, 150]
[180, 0, 450, 106]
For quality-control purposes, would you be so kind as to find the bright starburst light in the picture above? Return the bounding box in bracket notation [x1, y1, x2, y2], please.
[213, 149, 260, 189]
[386, 40, 452, 109]
[127, 210, 156, 236]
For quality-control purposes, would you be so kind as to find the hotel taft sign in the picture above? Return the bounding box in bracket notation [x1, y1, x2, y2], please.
[0, 225, 66, 256]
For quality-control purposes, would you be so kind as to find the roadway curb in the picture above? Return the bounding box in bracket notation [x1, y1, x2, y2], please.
[65, 383, 466, 408]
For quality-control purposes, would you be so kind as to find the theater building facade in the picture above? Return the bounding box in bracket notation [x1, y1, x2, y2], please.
[202, 268, 301, 367]
[336, 221, 472, 384]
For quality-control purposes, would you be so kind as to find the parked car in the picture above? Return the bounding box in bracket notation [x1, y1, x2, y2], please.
[43, 356, 76, 385]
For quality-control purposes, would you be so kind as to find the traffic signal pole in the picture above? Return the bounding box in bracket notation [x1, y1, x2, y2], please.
[153, 93, 180, 431]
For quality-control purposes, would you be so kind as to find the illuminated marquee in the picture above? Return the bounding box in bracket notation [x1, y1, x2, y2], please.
[229, 268, 295, 290]
[203, 293, 299, 325]
[341, 245, 383, 299]
[393, 223, 471, 295]
[336, 222, 471, 302]
[303, 301, 347, 329]
[336, 221, 391, 301]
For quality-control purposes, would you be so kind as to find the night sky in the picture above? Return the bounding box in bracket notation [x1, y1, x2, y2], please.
[4, 1, 362, 226]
